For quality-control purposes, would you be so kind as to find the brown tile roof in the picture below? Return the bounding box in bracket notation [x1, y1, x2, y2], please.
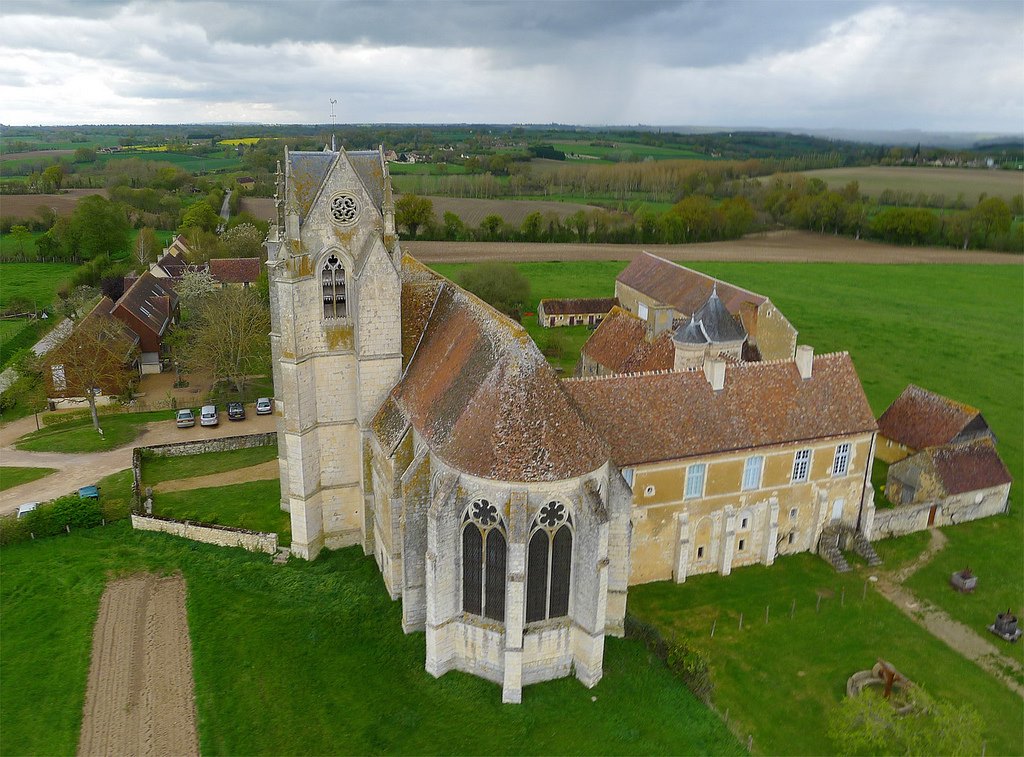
[877, 384, 982, 450]
[112, 271, 178, 338]
[376, 256, 608, 481]
[579, 307, 673, 374]
[539, 297, 618, 316]
[565, 352, 877, 466]
[617, 252, 767, 315]
[156, 250, 189, 278]
[209, 257, 261, 284]
[928, 439, 1012, 496]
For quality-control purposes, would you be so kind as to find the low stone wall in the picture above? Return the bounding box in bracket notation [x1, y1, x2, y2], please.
[132, 432, 277, 504]
[131, 513, 278, 554]
[870, 484, 1010, 540]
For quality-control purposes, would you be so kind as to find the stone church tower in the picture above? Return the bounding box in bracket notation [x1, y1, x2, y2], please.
[266, 145, 402, 560]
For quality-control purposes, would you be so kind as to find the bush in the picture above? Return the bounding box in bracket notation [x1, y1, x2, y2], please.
[624, 613, 714, 704]
[0, 492, 111, 546]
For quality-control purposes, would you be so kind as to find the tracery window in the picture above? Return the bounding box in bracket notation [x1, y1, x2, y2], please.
[462, 499, 506, 622]
[526, 501, 573, 623]
[322, 254, 347, 319]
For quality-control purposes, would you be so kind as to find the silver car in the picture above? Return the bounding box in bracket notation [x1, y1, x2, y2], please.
[200, 405, 219, 427]
[176, 408, 195, 428]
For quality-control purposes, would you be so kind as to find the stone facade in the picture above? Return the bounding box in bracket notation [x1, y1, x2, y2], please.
[869, 483, 1010, 539]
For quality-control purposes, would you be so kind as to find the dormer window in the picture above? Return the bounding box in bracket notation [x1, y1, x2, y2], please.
[322, 255, 347, 319]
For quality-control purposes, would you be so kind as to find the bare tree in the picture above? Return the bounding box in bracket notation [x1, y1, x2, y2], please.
[48, 316, 139, 431]
[186, 287, 270, 395]
[134, 226, 159, 269]
[175, 267, 218, 313]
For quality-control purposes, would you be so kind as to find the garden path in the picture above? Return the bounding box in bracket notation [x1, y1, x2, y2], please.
[873, 528, 1024, 697]
[154, 460, 279, 494]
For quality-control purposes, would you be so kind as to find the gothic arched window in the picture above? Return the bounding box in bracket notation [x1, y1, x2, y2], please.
[322, 254, 346, 319]
[526, 501, 573, 623]
[462, 499, 506, 622]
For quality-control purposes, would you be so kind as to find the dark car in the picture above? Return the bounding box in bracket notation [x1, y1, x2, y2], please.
[227, 401, 246, 421]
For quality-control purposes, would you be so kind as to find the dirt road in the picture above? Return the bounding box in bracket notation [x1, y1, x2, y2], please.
[403, 229, 1022, 265]
[78, 573, 199, 757]
[0, 412, 276, 514]
[155, 459, 279, 493]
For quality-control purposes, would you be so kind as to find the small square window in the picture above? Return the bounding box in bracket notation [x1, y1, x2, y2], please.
[738, 538, 745, 552]
[644, 485, 656, 497]
[697, 546, 705, 559]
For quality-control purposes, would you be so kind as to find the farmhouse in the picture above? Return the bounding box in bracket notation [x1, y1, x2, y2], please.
[208, 257, 261, 288]
[615, 253, 797, 360]
[875, 384, 994, 463]
[267, 145, 879, 704]
[537, 297, 618, 327]
[575, 306, 673, 376]
[110, 272, 179, 374]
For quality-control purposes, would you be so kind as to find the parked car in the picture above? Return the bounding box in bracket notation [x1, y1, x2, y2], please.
[200, 405, 219, 427]
[16, 502, 38, 518]
[227, 401, 246, 421]
[255, 397, 273, 415]
[176, 408, 196, 428]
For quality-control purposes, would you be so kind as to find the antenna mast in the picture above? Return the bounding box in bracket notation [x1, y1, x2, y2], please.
[329, 98, 338, 151]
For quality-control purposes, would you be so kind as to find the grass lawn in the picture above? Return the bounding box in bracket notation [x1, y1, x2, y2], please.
[628, 554, 1024, 756]
[0, 524, 741, 756]
[0, 466, 56, 491]
[154, 479, 290, 542]
[15, 410, 171, 453]
[0, 262, 79, 308]
[142, 444, 278, 487]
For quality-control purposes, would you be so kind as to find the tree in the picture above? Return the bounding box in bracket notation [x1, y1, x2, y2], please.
[520, 211, 543, 241]
[828, 688, 984, 756]
[456, 262, 531, 321]
[9, 226, 31, 257]
[48, 315, 139, 431]
[186, 287, 271, 394]
[442, 211, 466, 241]
[70, 195, 131, 261]
[480, 214, 504, 239]
[179, 201, 220, 234]
[218, 222, 264, 259]
[56, 285, 98, 320]
[133, 226, 159, 269]
[42, 164, 65, 192]
[175, 268, 219, 313]
[395, 194, 434, 238]
[970, 197, 1012, 246]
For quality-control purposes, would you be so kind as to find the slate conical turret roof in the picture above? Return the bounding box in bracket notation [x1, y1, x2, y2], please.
[673, 285, 747, 345]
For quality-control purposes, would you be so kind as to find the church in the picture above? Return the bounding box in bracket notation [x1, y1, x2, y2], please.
[266, 146, 879, 703]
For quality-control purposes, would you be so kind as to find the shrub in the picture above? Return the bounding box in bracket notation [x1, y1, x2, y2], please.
[624, 613, 714, 704]
[0, 493, 107, 546]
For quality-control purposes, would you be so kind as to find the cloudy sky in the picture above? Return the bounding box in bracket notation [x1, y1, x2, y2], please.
[1, 0, 1022, 132]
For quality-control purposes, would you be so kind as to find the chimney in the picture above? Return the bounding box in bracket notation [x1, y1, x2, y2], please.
[703, 356, 725, 391]
[796, 345, 814, 380]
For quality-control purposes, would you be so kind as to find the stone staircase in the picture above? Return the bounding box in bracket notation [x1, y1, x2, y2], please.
[817, 523, 883, 573]
[272, 547, 291, 565]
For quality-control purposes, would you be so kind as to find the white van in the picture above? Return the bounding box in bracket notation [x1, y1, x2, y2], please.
[200, 405, 219, 427]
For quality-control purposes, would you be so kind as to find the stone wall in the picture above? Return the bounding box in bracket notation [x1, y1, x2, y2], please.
[131, 514, 278, 554]
[870, 483, 1011, 540]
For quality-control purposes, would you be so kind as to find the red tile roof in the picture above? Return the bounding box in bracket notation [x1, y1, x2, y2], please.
[374, 255, 609, 481]
[617, 252, 767, 315]
[929, 439, 1012, 496]
[540, 297, 618, 316]
[565, 352, 877, 466]
[579, 307, 673, 374]
[877, 384, 983, 450]
[209, 257, 261, 284]
[112, 271, 178, 338]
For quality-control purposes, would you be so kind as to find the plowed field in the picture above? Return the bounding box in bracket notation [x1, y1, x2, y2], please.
[78, 573, 199, 757]
[0, 189, 106, 217]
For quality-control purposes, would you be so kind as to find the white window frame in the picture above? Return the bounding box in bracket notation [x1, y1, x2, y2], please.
[684, 463, 706, 499]
[637, 302, 649, 320]
[832, 442, 851, 476]
[741, 455, 764, 491]
[792, 449, 811, 483]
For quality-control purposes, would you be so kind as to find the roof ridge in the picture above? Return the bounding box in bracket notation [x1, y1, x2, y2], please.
[564, 368, 678, 383]
[635, 251, 771, 303]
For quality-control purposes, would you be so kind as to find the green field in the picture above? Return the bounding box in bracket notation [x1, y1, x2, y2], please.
[551, 139, 709, 162]
[799, 166, 1023, 204]
[100, 151, 242, 173]
[0, 466, 56, 491]
[154, 479, 290, 542]
[389, 161, 468, 175]
[142, 445, 278, 487]
[16, 410, 171, 453]
[0, 262, 78, 308]
[0, 524, 741, 756]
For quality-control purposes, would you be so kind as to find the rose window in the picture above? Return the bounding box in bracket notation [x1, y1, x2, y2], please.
[471, 499, 498, 527]
[330, 193, 359, 225]
[538, 501, 566, 528]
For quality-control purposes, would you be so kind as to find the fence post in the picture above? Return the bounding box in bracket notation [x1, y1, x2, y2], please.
[738, 612, 744, 630]
[747, 734, 753, 753]
[765, 605, 769, 624]
[841, 587, 846, 607]
[862, 580, 868, 600]
[711, 617, 717, 638]
[790, 598, 796, 618]
[816, 594, 822, 613]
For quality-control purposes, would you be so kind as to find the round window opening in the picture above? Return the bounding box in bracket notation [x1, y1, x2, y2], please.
[330, 193, 360, 226]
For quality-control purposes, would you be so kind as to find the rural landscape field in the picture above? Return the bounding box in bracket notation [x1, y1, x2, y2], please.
[1, 5, 1022, 748]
